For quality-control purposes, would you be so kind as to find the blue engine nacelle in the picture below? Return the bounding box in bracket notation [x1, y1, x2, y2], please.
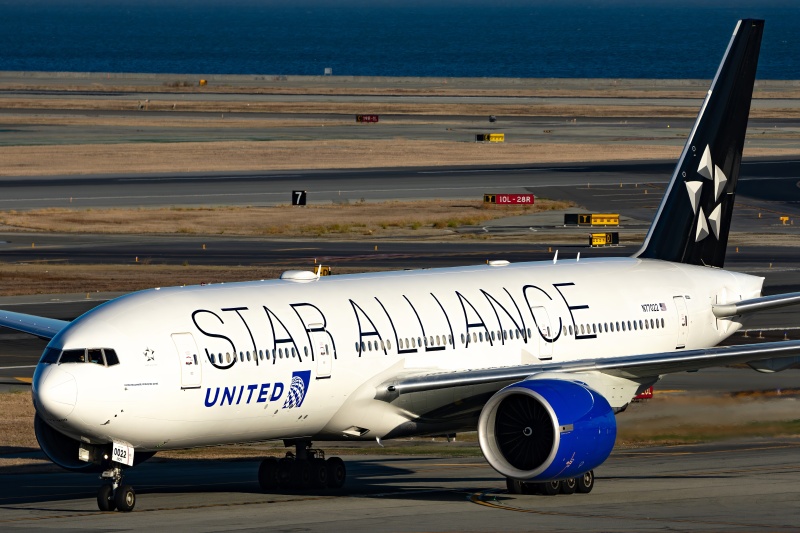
[477, 378, 616, 481]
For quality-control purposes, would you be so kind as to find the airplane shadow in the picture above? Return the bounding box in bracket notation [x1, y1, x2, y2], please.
[0, 455, 498, 508]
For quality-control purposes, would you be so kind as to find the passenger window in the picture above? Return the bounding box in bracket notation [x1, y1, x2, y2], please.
[387, 339, 392, 350]
[568, 325, 573, 335]
[639, 320, 643, 330]
[592, 324, 596, 334]
[59, 349, 86, 363]
[661, 318, 665, 328]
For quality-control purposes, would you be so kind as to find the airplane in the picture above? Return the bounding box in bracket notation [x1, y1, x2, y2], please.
[2, 18, 799, 513]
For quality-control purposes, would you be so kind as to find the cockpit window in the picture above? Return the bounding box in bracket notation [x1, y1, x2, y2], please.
[59, 349, 86, 363]
[87, 349, 104, 365]
[49, 348, 121, 366]
[40, 347, 61, 364]
[104, 349, 120, 366]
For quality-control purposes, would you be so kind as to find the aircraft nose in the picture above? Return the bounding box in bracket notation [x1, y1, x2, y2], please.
[34, 368, 77, 420]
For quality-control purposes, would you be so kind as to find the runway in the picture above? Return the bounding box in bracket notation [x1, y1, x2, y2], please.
[0, 438, 798, 531]
[2, 158, 800, 211]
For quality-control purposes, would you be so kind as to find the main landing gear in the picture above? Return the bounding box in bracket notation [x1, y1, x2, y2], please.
[258, 440, 346, 492]
[506, 470, 594, 496]
[97, 466, 136, 512]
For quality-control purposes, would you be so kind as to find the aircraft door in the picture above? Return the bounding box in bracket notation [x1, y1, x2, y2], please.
[529, 306, 554, 360]
[309, 324, 332, 379]
[172, 332, 202, 389]
[673, 296, 689, 349]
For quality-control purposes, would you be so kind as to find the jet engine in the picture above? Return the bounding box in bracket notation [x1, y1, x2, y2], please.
[477, 378, 616, 481]
[34, 414, 153, 472]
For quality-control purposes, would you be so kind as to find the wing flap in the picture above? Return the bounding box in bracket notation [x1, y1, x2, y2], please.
[0, 310, 69, 340]
[382, 340, 800, 396]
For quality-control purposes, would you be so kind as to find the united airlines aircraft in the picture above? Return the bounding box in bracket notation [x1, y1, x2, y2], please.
[2, 19, 798, 512]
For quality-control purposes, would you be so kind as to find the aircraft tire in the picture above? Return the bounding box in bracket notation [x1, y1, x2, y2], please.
[97, 484, 116, 511]
[326, 457, 346, 488]
[277, 458, 293, 488]
[114, 484, 136, 512]
[506, 477, 526, 494]
[541, 480, 561, 496]
[577, 470, 594, 494]
[311, 458, 328, 489]
[561, 478, 577, 494]
[291, 459, 312, 489]
[258, 457, 279, 491]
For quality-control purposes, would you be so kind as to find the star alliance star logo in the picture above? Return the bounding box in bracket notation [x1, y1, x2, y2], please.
[685, 144, 727, 243]
[143, 348, 155, 362]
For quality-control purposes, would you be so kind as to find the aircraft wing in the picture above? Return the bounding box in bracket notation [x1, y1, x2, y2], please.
[381, 339, 800, 396]
[713, 291, 800, 318]
[0, 310, 69, 340]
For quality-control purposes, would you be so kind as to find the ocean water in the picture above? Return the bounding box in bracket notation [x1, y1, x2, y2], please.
[0, 0, 797, 79]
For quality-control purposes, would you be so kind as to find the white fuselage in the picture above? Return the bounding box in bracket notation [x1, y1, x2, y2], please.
[32, 257, 762, 452]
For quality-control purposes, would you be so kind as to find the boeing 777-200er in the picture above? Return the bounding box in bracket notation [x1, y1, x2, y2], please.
[2, 19, 798, 512]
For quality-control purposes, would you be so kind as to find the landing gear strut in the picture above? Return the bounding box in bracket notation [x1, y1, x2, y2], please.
[97, 466, 136, 512]
[505, 470, 594, 496]
[258, 440, 346, 492]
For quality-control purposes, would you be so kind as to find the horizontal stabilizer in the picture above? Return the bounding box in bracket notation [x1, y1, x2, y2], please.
[713, 291, 800, 317]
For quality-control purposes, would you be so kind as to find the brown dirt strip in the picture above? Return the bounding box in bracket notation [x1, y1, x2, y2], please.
[1, 140, 796, 177]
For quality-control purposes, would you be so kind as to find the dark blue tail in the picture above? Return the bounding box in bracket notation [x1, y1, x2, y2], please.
[635, 19, 763, 268]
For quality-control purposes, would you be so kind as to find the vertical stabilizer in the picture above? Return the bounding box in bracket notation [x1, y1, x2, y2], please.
[635, 19, 763, 268]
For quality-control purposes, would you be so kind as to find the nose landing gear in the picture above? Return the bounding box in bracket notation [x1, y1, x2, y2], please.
[258, 440, 346, 492]
[97, 466, 136, 512]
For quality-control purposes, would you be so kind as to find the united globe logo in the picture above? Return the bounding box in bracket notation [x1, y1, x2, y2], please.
[283, 370, 312, 408]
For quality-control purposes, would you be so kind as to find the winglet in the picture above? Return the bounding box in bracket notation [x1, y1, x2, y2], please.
[635, 19, 763, 268]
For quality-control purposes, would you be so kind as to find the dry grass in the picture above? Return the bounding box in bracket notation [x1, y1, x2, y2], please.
[1, 139, 796, 177]
[0, 390, 36, 450]
[3, 97, 800, 120]
[0, 140, 687, 176]
[0, 200, 569, 237]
